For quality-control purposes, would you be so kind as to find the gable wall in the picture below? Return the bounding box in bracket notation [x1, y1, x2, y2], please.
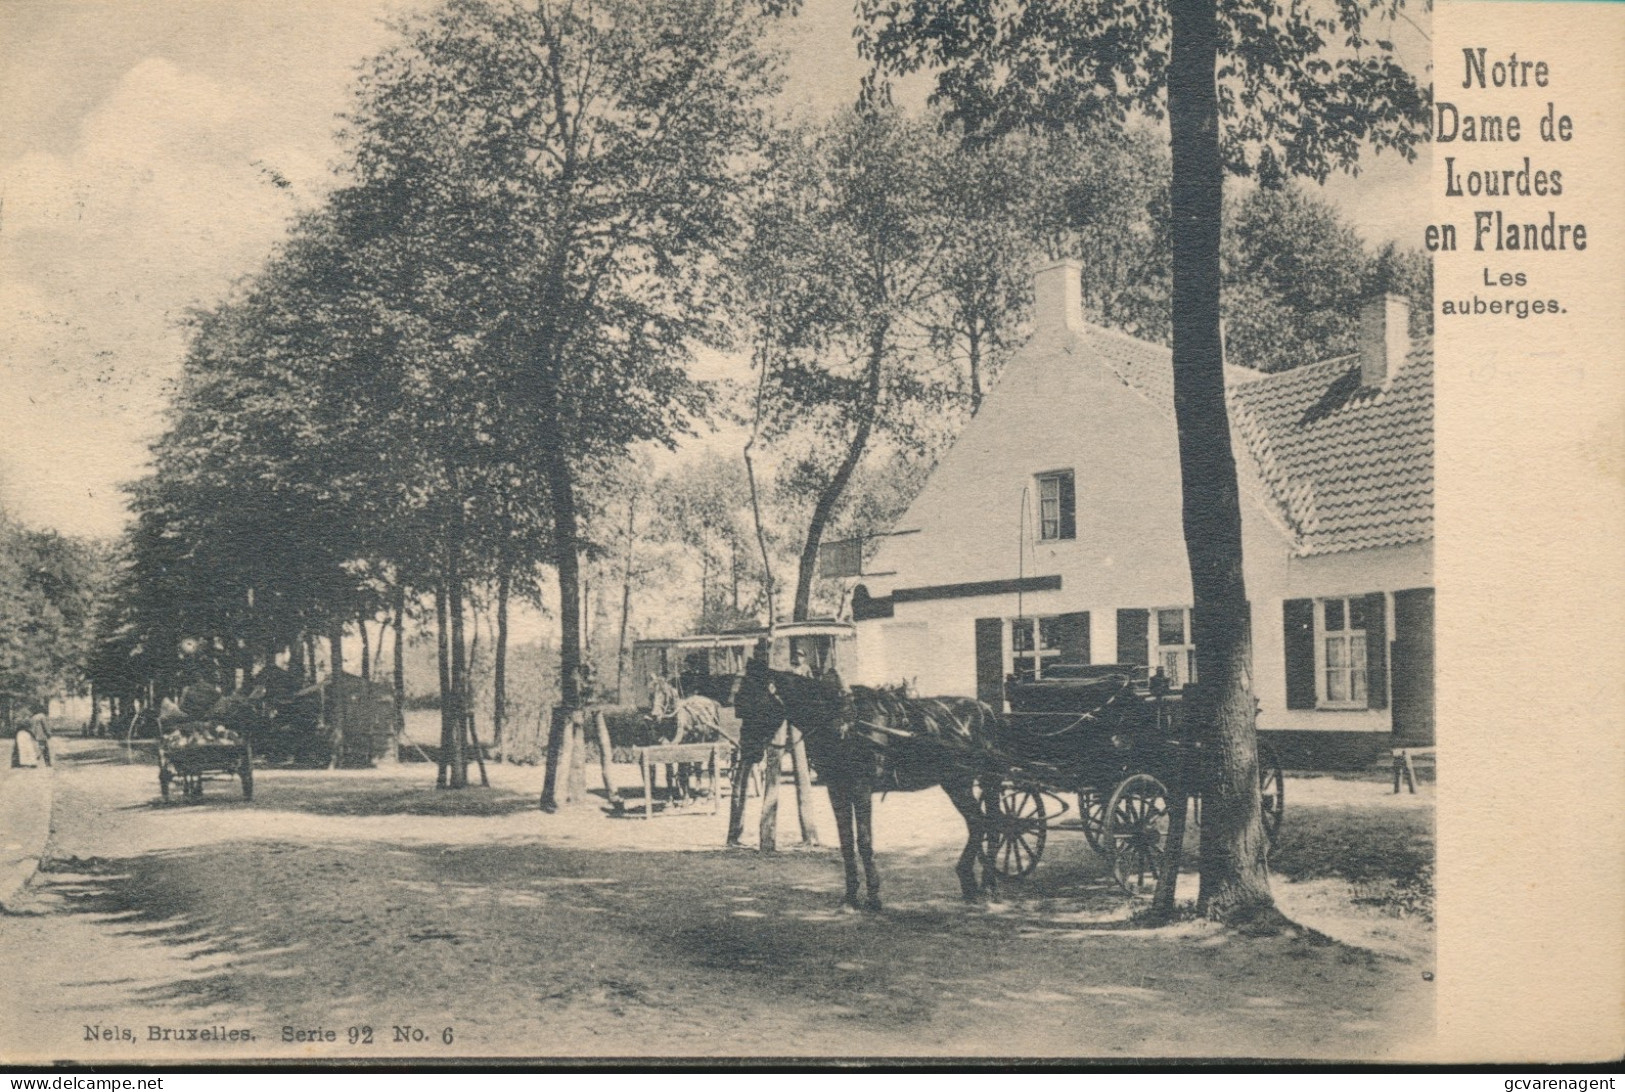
[851, 326, 1433, 750]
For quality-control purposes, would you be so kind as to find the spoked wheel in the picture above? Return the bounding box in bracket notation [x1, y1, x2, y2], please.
[240, 743, 255, 801]
[1106, 773, 1171, 895]
[985, 782, 1047, 880]
[1079, 788, 1108, 853]
[1259, 741, 1284, 844]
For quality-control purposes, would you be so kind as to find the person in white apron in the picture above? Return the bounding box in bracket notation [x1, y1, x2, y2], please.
[11, 726, 41, 768]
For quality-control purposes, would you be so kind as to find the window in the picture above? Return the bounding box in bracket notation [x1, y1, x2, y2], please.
[1011, 617, 1064, 681]
[1319, 597, 1368, 706]
[1285, 594, 1387, 712]
[1154, 607, 1198, 688]
[977, 613, 1089, 707]
[1035, 470, 1076, 541]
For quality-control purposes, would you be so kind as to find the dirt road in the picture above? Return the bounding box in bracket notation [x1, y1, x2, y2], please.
[0, 738, 1433, 1063]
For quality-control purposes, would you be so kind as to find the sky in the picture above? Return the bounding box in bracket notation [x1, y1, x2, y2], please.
[0, 0, 1430, 541]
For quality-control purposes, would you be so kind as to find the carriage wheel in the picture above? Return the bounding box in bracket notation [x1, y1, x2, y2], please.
[1259, 741, 1284, 844]
[987, 783, 1046, 880]
[240, 744, 255, 801]
[1079, 788, 1108, 853]
[1106, 774, 1171, 895]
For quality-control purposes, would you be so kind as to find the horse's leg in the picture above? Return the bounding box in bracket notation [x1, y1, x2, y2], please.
[978, 776, 1002, 900]
[826, 779, 861, 910]
[943, 777, 989, 901]
[853, 783, 882, 912]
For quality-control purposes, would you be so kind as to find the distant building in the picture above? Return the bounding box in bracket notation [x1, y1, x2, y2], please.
[849, 262, 1433, 767]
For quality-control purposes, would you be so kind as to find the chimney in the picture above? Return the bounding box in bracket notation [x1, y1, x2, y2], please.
[1358, 293, 1410, 387]
[1032, 260, 1085, 336]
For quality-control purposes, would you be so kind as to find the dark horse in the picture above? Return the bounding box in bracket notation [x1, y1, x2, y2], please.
[732, 665, 1002, 911]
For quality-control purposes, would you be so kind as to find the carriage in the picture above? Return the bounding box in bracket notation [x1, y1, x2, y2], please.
[157, 721, 254, 800]
[979, 664, 1285, 894]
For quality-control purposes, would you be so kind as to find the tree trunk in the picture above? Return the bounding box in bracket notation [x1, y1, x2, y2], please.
[392, 585, 407, 759]
[326, 621, 345, 770]
[1168, 0, 1275, 924]
[540, 429, 582, 813]
[494, 560, 510, 760]
[967, 322, 983, 414]
[359, 611, 371, 681]
[448, 555, 469, 789]
[792, 332, 885, 621]
[744, 438, 776, 627]
[615, 496, 636, 701]
[435, 583, 452, 788]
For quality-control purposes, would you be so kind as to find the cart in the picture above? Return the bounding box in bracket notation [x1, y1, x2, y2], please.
[157, 722, 254, 801]
[981, 665, 1283, 894]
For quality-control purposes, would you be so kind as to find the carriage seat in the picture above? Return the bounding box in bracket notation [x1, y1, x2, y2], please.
[1005, 664, 1139, 715]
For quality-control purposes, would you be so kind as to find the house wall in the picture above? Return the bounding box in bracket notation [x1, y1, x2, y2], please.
[851, 309, 1432, 768]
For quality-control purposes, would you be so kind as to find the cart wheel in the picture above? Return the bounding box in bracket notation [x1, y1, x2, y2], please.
[1106, 773, 1171, 895]
[1259, 741, 1284, 844]
[158, 765, 172, 800]
[986, 782, 1047, 880]
[1079, 788, 1108, 853]
[240, 743, 255, 801]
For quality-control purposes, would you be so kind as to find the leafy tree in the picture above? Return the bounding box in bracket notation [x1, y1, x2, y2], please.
[1222, 185, 1368, 372]
[857, 0, 1429, 923]
[1224, 185, 1433, 371]
[743, 108, 963, 622]
[343, 0, 784, 809]
[0, 512, 108, 718]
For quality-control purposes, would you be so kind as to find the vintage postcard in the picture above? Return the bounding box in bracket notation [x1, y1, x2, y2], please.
[0, 0, 1620, 1067]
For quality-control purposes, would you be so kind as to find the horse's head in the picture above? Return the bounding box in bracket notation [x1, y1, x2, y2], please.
[648, 674, 678, 720]
[735, 667, 850, 762]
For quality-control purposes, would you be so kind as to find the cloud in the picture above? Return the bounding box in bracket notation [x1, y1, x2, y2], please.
[0, 56, 336, 537]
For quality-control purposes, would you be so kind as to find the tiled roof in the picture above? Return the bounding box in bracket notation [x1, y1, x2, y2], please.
[1227, 345, 1433, 555]
[1075, 323, 1434, 556]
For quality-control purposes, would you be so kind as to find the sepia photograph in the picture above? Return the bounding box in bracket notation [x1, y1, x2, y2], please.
[0, 0, 1617, 1068]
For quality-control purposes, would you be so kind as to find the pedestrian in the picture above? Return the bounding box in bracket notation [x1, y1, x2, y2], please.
[30, 709, 52, 766]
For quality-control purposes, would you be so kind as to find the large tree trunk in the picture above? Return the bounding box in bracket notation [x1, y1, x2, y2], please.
[1168, 0, 1275, 924]
[540, 432, 582, 812]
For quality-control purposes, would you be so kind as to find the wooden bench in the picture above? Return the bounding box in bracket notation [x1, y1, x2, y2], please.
[1392, 747, 1435, 793]
[636, 741, 722, 818]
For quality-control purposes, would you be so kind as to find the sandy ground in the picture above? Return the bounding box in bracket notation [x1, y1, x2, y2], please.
[0, 736, 1433, 1063]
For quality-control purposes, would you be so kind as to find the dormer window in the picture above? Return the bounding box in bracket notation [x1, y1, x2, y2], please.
[1036, 469, 1076, 541]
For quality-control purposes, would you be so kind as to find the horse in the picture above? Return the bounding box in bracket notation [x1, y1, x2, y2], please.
[649, 675, 728, 804]
[732, 665, 1002, 911]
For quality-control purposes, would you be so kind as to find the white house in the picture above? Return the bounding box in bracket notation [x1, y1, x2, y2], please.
[847, 261, 1433, 767]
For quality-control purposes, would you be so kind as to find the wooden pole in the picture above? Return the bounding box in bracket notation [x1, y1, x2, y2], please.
[758, 720, 787, 852]
[567, 710, 588, 803]
[593, 710, 619, 809]
[787, 726, 820, 846]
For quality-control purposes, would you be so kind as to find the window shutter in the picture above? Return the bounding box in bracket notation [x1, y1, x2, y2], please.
[974, 618, 1004, 708]
[1364, 592, 1388, 710]
[1283, 598, 1316, 710]
[1391, 588, 1435, 746]
[1115, 608, 1149, 668]
[1051, 611, 1090, 664]
[1058, 471, 1076, 540]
